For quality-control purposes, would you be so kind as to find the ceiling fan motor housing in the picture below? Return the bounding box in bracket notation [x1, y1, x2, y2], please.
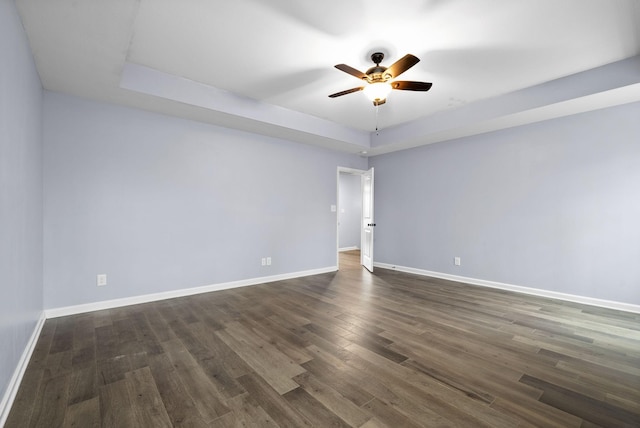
[365, 68, 389, 82]
[366, 52, 391, 82]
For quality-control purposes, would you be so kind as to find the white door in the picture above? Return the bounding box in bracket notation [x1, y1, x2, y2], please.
[361, 167, 375, 272]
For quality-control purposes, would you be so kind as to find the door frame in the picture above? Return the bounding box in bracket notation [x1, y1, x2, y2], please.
[336, 167, 368, 268]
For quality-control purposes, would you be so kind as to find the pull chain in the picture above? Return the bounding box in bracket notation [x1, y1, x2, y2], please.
[375, 104, 380, 135]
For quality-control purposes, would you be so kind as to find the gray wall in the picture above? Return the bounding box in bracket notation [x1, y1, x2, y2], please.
[0, 0, 43, 408]
[370, 102, 640, 305]
[338, 173, 361, 250]
[43, 92, 367, 309]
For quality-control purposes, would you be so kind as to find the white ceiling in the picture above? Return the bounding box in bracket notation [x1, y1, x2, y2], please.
[16, 0, 640, 155]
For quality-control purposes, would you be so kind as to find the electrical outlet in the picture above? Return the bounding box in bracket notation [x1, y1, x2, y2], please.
[454, 257, 461, 266]
[266, 257, 272, 266]
[261, 258, 266, 266]
[97, 274, 107, 286]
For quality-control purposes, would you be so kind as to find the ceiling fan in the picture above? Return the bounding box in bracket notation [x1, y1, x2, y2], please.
[329, 52, 432, 106]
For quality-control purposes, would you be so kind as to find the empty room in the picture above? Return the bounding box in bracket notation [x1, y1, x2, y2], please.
[2, 0, 639, 426]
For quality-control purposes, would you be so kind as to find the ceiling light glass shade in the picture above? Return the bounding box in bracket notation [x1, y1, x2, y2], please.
[363, 82, 392, 102]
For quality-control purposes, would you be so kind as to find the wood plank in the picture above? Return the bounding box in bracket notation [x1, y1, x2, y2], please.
[147, 353, 210, 428]
[236, 373, 313, 427]
[71, 345, 95, 370]
[361, 398, 425, 428]
[99, 378, 136, 427]
[520, 374, 640, 427]
[489, 396, 582, 428]
[94, 325, 118, 362]
[292, 372, 372, 427]
[96, 355, 132, 386]
[384, 328, 544, 402]
[62, 396, 100, 428]
[144, 307, 178, 343]
[344, 342, 518, 427]
[302, 344, 375, 407]
[43, 349, 73, 381]
[113, 317, 144, 357]
[237, 315, 313, 365]
[71, 315, 95, 352]
[215, 322, 305, 394]
[401, 359, 495, 405]
[186, 322, 247, 398]
[213, 393, 278, 427]
[67, 365, 97, 406]
[49, 317, 75, 355]
[125, 367, 173, 428]
[130, 311, 164, 356]
[282, 387, 351, 427]
[359, 417, 391, 428]
[161, 338, 231, 422]
[187, 322, 253, 379]
[25, 373, 69, 427]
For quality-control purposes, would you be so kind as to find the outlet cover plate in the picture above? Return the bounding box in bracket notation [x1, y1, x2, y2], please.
[97, 274, 107, 286]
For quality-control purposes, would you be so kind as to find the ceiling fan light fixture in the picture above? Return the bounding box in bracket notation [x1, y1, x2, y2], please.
[330, 53, 431, 105]
[363, 82, 392, 103]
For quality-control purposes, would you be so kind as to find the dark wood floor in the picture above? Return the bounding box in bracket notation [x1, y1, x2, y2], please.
[6, 251, 640, 427]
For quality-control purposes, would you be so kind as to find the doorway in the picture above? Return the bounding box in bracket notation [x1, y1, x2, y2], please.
[336, 167, 374, 271]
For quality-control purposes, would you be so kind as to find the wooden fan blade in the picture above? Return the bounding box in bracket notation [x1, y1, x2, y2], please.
[391, 81, 433, 91]
[385, 54, 420, 78]
[328, 87, 364, 98]
[335, 64, 367, 80]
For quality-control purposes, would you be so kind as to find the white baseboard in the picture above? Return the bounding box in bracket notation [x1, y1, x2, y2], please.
[45, 266, 338, 319]
[339, 246, 359, 252]
[0, 311, 46, 427]
[374, 262, 640, 314]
